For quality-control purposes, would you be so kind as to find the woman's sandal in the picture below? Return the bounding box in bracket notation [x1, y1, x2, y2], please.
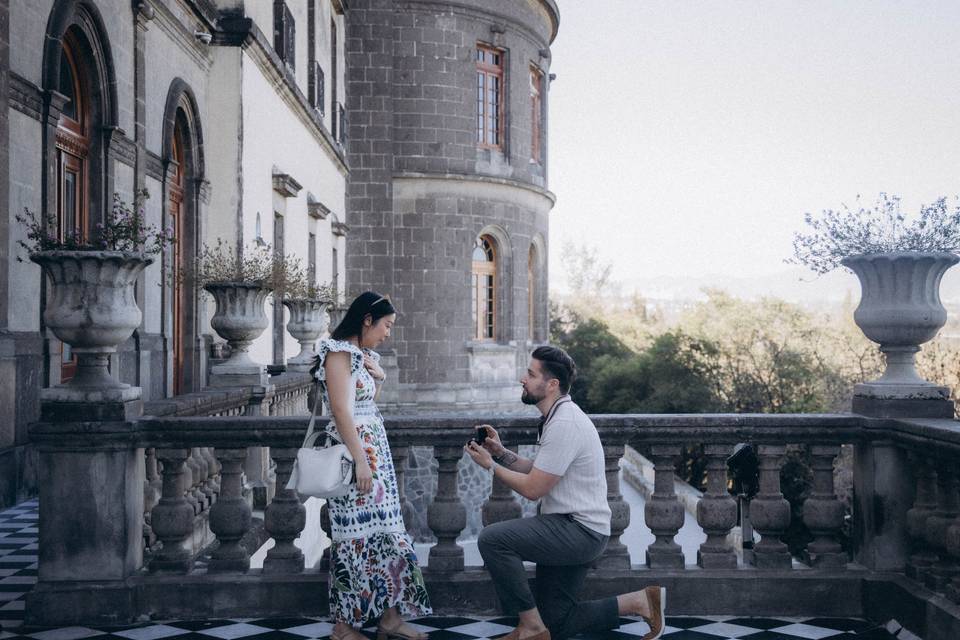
[376, 620, 428, 640]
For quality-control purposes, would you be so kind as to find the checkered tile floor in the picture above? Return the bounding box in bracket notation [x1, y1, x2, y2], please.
[0, 501, 904, 639]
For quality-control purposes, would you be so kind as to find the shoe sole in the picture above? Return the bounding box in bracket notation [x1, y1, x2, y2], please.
[645, 586, 666, 640]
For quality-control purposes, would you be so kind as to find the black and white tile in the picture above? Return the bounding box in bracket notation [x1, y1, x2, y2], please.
[0, 501, 905, 639]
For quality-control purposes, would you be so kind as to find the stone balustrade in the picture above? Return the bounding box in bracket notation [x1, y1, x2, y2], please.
[25, 411, 960, 640]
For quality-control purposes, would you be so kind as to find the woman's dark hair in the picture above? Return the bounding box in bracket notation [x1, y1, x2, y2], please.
[330, 291, 397, 341]
[531, 345, 577, 394]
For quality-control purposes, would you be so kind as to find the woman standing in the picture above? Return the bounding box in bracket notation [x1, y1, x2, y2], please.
[312, 291, 431, 640]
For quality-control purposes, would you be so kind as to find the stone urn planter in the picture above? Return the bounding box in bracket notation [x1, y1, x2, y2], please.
[31, 250, 151, 403]
[282, 298, 329, 372]
[204, 282, 272, 386]
[842, 251, 959, 399]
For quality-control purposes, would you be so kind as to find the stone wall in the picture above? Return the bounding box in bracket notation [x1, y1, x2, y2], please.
[345, 0, 557, 411]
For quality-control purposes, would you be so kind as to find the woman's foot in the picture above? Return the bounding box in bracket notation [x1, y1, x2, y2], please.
[495, 628, 550, 640]
[331, 622, 368, 640]
[376, 618, 428, 640]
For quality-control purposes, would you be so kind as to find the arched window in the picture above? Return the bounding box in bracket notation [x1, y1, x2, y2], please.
[472, 235, 497, 340]
[528, 244, 537, 340]
[56, 29, 91, 382]
[169, 121, 186, 395]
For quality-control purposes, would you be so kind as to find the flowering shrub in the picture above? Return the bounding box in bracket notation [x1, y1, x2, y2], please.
[790, 193, 960, 274]
[192, 239, 275, 288]
[16, 192, 172, 259]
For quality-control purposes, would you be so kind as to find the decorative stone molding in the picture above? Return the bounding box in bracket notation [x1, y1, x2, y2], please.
[332, 221, 349, 237]
[104, 126, 137, 168]
[306, 193, 330, 219]
[272, 170, 302, 198]
[9, 73, 42, 120]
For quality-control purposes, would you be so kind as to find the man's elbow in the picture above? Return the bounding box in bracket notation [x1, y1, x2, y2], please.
[519, 485, 547, 501]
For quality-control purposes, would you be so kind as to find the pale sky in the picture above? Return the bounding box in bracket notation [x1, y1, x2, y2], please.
[547, 1, 960, 300]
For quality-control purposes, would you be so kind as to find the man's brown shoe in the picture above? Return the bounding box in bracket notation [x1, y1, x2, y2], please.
[642, 585, 666, 640]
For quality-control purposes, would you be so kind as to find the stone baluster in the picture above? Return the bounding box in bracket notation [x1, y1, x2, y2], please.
[191, 447, 210, 511]
[143, 448, 160, 549]
[201, 447, 220, 505]
[802, 445, 846, 567]
[264, 448, 306, 573]
[946, 454, 960, 601]
[598, 443, 630, 570]
[150, 449, 195, 572]
[697, 444, 738, 568]
[644, 444, 684, 568]
[208, 448, 252, 572]
[427, 446, 467, 572]
[482, 447, 522, 528]
[924, 459, 960, 590]
[751, 444, 791, 568]
[392, 445, 417, 530]
[184, 450, 201, 514]
[318, 500, 333, 570]
[906, 453, 939, 580]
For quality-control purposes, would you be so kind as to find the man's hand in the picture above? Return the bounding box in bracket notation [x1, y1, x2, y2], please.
[476, 424, 505, 457]
[464, 440, 494, 470]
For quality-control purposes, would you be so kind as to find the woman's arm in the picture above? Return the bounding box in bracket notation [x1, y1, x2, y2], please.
[324, 351, 373, 493]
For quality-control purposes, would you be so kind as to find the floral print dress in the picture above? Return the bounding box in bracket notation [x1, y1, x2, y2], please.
[314, 339, 431, 626]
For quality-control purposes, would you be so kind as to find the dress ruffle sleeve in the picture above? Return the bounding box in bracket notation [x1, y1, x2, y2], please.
[313, 339, 364, 384]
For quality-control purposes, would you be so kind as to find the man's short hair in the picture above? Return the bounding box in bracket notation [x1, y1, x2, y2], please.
[531, 345, 577, 394]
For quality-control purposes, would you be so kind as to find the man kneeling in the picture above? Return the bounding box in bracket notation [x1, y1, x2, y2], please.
[464, 346, 666, 640]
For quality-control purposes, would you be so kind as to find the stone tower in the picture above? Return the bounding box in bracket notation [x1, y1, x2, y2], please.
[345, 0, 559, 411]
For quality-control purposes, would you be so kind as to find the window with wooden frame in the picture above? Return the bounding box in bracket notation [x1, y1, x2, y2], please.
[273, 0, 296, 71]
[56, 30, 91, 382]
[309, 61, 325, 115]
[476, 44, 504, 149]
[472, 236, 497, 340]
[529, 66, 543, 163]
[169, 123, 186, 395]
[528, 244, 537, 340]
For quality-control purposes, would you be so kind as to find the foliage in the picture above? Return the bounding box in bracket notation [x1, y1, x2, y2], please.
[791, 193, 960, 274]
[550, 305, 631, 407]
[16, 192, 172, 259]
[192, 239, 275, 288]
[586, 331, 723, 414]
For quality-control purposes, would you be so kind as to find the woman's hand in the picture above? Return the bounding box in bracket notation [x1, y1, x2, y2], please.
[354, 457, 373, 494]
[363, 353, 385, 382]
[464, 441, 494, 470]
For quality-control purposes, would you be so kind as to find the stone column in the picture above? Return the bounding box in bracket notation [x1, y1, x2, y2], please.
[143, 448, 160, 549]
[644, 445, 684, 569]
[751, 445, 791, 569]
[264, 448, 306, 573]
[924, 460, 960, 590]
[150, 448, 195, 572]
[427, 446, 467, 572]
[803, 445, 846, 567]
[243, 385, 277, 508]
[208, 449, 252, 572]
[853, 439, 912, 571]
[907, 454, 939, 580]
[598, 443, 630, 570]
[482, 447, 522, 527]
[392, 445, 416, 530]
[697, 444, 738, 568]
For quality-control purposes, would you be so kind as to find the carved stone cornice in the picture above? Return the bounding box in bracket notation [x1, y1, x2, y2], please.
[10, 73, 42, 121]
[306, 193, 330, 220]
[272, 171, 302, 198]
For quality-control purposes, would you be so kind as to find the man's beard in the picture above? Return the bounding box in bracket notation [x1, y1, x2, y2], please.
[521, 388, 544, 405]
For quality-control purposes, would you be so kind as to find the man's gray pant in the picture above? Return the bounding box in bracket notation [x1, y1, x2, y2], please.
[477, 513, 620, 640]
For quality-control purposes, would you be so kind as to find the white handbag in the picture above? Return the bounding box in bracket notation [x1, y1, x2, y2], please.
[286, 388, 355, 499]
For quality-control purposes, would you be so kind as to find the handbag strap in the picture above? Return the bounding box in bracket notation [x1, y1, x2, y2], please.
[302, 384, 343, 449]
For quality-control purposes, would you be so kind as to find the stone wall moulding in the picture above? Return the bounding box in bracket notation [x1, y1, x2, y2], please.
[306, 193, 330, 220]
[331, 222, 349, 237]
[272, 172, 302, 198]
